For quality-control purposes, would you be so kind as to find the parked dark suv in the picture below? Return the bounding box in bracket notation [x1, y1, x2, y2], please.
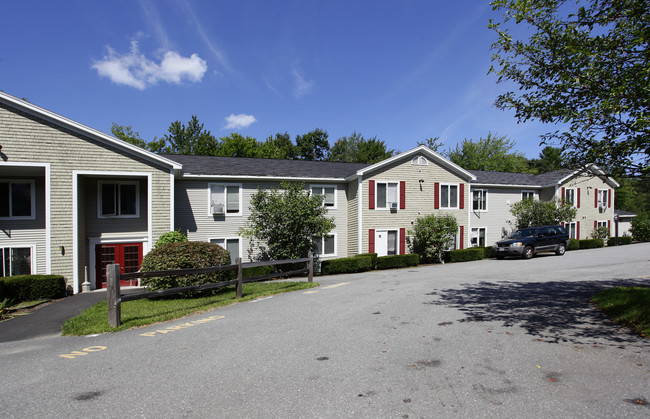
[494, 225, 569, 259]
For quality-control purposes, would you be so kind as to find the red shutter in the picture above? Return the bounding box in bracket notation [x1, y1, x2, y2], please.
[608, 220, 611, 236]
[459, 226, 464, 249]
[594, 220, 598, 230]
[608, 189, 612, 208]
[434, 182, 440, 209]
[399, 228, 406, 255]
[577, 221, 580, 240]
[594, 188, 598, 208]
[577, 188, 581, 208]
[400, 181, 406, 209]
[369, 229, 375, 253]
[369, 180, 375, 209]
[459, 183, 465, 209]
[561, 187, 565, 204]
[561, 222, 565, 227]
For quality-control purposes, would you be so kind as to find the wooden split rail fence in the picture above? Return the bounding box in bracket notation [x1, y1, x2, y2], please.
[107, 253, 313, 327]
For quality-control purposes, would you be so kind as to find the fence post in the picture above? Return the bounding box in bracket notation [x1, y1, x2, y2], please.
[107, 264, 121, 328]
[308, 251, 313, 283]
[236, 257, 243, 298]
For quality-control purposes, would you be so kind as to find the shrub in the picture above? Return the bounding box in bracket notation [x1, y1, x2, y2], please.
[409, 214, 458, 263]
[355, 253, 377, 268]
[376, 254, 419, 270]
[591, 226, 610, 240]
[483, 246, 495, 258]
[607, 236, 634, 246]
[155, 231, 188, 247]
[630, 216, 650, 242]
[0, 275, 66, 303]
[578, 239, 604, 249]
[242, 265, 274, 278]
[567, 238, 580, 251]
[320, 256, 372, 275]
[445, 248, 485, 263]
[140, 241, 232, 291]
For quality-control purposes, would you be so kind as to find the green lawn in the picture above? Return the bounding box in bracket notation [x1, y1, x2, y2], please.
[591, 287, 650, 337]
[62, 281, 318, 335]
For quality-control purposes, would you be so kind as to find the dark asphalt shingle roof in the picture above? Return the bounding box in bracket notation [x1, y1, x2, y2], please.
[469, 169, 573, 186]
[161, 154, 370, 179]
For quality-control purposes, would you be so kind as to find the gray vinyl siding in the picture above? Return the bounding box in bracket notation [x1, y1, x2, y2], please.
[0, 103, 173, 288]
[469, 187, 523, 245]
[84, 178, 148, 238]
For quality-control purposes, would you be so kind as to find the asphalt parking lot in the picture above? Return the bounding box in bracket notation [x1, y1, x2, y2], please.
[1, 243, 649, 418]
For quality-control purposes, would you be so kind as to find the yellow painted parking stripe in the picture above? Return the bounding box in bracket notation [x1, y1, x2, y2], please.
[322, 282, 350, 289]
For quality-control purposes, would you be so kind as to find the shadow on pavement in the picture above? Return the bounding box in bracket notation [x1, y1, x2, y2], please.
[425, 278, 650, 347]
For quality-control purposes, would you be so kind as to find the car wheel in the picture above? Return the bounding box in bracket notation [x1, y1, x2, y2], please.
[555, 243, 566, 256]
[522, 246, 534, 259]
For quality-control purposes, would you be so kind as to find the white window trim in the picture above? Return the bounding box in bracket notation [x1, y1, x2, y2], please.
[472, 189, 488, 212]
[207, 183, 243, 217]
[567, 221, 578, 239]
[521, 190, 536, 201]
[439, 183, 459, 210]
[564, 187, 577, 208]
[0, 179, 36, 220]
[315, 233, 337, 257]
[209, 237, 242, 262]
[597, 189, 609, 210]
[375, 180, 400, 211]
[375, 228, 400, 256]
[1, 244, 37, 276]
[97, 180, 141, 219]
[411, 156, 428, 165]
[596, 220, 608, 229]
[470, 227, 487, 247]
[310, 184, 337, 210]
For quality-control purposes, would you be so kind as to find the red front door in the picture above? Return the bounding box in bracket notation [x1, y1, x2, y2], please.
[95, 243, 143, 288]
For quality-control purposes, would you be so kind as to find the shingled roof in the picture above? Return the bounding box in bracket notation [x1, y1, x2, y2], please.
[162, 154, 370, 179]
[469, 169, 574, 187]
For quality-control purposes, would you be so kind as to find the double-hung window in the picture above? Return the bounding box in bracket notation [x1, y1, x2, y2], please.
[564, 188, 576, 207]
[315, 234, 336, 257]
[440, 184, 458, 209]
[0, 180, 34, 219]
[210, 238, 240, 262]
[376, 182, 398, 209]
[521, 191, 535, 201]
[472, 189, 487, 211]
[99, 181, 139, 218]
[209, 184, 241, 216]
[311, 185, 336, 208]
[1, 246, 34, 276]
[597, 189, 608, 210]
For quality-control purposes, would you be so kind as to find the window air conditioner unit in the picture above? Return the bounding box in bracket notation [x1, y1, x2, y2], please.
[211, 203, 225, 215]
[598, 205, 606, 213]
[390, 202, 398, 212]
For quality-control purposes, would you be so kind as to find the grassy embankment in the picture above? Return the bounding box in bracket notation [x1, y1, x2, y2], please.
[591, 287, 650, 337]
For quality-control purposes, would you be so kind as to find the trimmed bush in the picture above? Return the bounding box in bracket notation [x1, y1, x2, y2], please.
[242, 265, 274, 278]
[321, 256, 372, 275]
[445, 247, 485, 263]
[355, 253, 378, 268]
[140, 241, 232, 291]
[567, 238, 580, 251]
[155, 231, 188, 247]
[0, 275, 66, 303]
[578, 239, 605, 249]
[630, 216, 650, 242]
[376, 254, 419, 270]
[607, 236, 633, 246]
[483, 246, 495, 258]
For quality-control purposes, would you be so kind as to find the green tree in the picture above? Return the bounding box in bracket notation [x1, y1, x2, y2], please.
[158, 115, 219, 155]
[630, 215, 650, 242]
[295, 128, 330, 161]
[615, 176, 650, 218]
[216, 133, 262, 158]
[260, 132, 297, 159]
[417, 137, 444, 153]
[328, 132, 395, 164]
[408, 214, 459, 263]
[444, 133, 530, 172]
[111, 123, 148, 149]
[240, 182, 335, 260]
[529, 146, 567, 174]
[509, 198, 577, 229]
[489, 0, 650, 177]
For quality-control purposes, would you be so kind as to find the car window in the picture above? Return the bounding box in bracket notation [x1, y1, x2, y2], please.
[509, 229, 536, 239]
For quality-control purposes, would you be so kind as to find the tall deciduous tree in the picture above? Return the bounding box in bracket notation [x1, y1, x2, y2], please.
[417, 137, 444, 153]
[261, 132, 297, 159]
[216, 133, 262, 158]
[328, 132, 395, 164]
[444, 133, 530, 172]
[159, 115, 219, 155]
[295, 128, 330, 161]
[489, 0, 650, 177]
[240, 182, 335, 260]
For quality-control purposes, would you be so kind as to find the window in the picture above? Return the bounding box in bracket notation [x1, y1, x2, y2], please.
[1, 246, 33, 276]
[209, 183, 241, 216]
[376, 182, 398, 209]
[471, 227, 486, 247]
[210, 238, 241, 262]
[521, 191, 535, 201]
[315, 234, 336, 257]
[564, 188, 576, 207]
[440, 184, 458, 209]
[472, 189, 487, 211]
[597, 189, 608, 212]
[596, 220, 608, 229]
[567, 222, 578, 239]
[0, 180, 34, 219]
[99, 181, 139, 217]
[311, 185, 336, 208]
[411, 156, 428, 165]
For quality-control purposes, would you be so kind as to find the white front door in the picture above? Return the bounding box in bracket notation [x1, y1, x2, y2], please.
[375, 230, 397, 256]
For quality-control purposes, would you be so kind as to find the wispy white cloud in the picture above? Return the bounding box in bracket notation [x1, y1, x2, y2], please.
[292, 67, 313, 99]
[224, 113, 256, 129]
[92, 41, 207, 89]
[138, 0, 171, 50]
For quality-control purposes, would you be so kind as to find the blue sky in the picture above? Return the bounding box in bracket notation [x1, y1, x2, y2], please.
[1, 0, 554, 158]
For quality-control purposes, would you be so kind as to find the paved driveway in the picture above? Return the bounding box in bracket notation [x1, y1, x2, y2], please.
[1, 243, 649, 418]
